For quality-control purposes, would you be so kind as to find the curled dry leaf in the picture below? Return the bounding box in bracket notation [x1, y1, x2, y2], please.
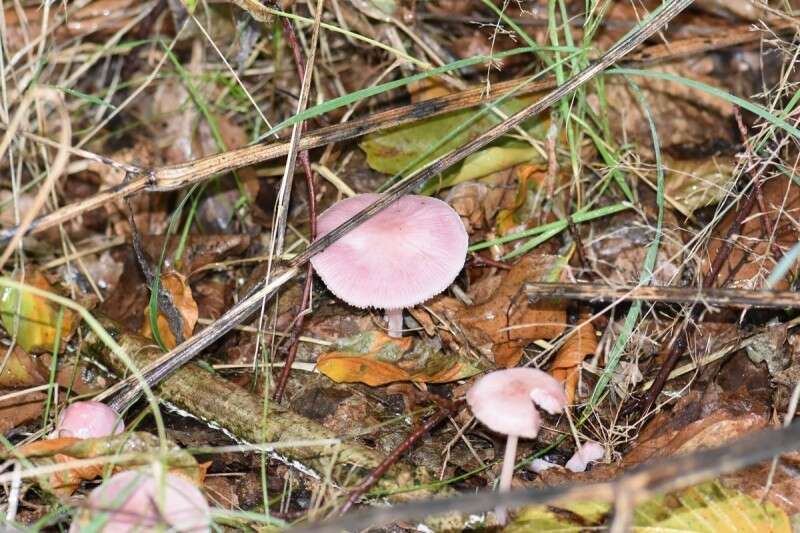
[550, 313, 598, 404]
[457, 255, 568, 367]
[316, 330, 486, 386]
[140, 272, 199, 349]
[445, 168, 516, 234]
[495, 164, 550, 235]
[0, 270, 77, 354]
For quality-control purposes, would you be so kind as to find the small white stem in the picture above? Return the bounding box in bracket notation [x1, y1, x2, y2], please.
[386, 308, 403, 338]
[496, 434, 518, 525]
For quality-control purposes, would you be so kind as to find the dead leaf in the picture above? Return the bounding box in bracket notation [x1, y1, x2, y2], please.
[0, 389, 47, 434]
[140, 272, 199, 349]
[0, 346, 47, 388]
[551, 313, 597, 404]
[664, 155, 736, 214]
[316, 330, 486, 386]
[496, 164, 549, 235]
[703, 176, 800, 289]
[594, 64, 735, 154]
[623, 386, 769, 467]
[15, 432, 204, 497]
[457, 255, 568, 367]
[0, 270, 77, 354]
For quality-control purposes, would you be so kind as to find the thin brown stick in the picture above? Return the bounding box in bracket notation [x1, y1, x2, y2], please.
[339, 406, 453, 515]
[527, 282, 800, 309]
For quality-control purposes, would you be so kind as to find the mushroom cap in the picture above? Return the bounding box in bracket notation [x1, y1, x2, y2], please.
[467, 368, 566, 439]
[529, 376, 568, 415]
[310, 193, 468, 310]
[565, 441, 604, 473]
[71, 470, 211, 533]
[57, 401, 124, 439]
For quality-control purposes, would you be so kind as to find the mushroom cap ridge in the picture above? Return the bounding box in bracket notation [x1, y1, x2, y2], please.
[310, 193, 468, 310]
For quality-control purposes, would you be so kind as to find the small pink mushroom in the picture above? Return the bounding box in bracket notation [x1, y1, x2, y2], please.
[310, 193, 468, 337]
[71, 470, 211, 532]
[57, 401, 124, 439]
[565, 441, 604, 473]
[466, 368, 567, 524]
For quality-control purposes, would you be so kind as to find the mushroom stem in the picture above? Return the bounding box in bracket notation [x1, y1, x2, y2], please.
[385, 308, 404, 338]
[496, 433, 518, 525]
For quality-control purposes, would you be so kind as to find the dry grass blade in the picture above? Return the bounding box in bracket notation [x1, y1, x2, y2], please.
[0, 88, 70, 269]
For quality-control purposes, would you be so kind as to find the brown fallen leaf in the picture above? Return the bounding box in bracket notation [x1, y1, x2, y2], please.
[140, 272, 199, 349]
[0, 270, 77, 354]
[457, 255, 568, 367]
[703, 176, 800, 290]
[316, 330, 487, 386]
[622, 385, 770, 467]
[0, 389, 47, 434]
[551, 313, 598, 404]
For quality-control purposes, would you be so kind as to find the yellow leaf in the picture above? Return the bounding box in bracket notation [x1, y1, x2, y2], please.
[0, 271, 76, 353]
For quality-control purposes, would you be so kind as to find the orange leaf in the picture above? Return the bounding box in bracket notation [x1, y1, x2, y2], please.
[317, 331, 485, 386]
[551, 313, 597, 403]
[140, 272, 198, 348]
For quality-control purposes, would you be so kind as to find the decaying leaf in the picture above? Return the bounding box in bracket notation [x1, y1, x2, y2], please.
[622, 387, 769, 467]
[445, 168, 515, 234]
[0, 389, 47, 434]
[551, 313, 598, 404]
[0, 346, 47, 388]
[15, 432, 205, 497]
[361, 96, 546, 191]
[0, 271, 77, 353]
[316, 330, 486, 386]
[457, 255, 568, 367]
[140, 272, 199, 349]
[663, 155, 736, 214]
[596, 64, 735, 154]
[508, 481, 790, 532]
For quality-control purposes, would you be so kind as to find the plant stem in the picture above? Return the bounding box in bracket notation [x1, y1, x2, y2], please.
[386, 309, 403, 338]
[497, 433, 518, 525]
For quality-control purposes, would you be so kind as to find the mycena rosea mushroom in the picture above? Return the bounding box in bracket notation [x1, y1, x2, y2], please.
[467, 368, 567, 524]
[57, 401, 124, 439]
[311, 193, 468, 337]
[71, 470, 211, 532]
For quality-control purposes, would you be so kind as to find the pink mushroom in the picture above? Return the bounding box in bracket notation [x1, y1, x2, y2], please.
[70, 470, 211, 533]
[466, 368, 567, 524]
[57, 401, 124, 439]
[565, 440, 604, 473]
[310, 193, 468, 338]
